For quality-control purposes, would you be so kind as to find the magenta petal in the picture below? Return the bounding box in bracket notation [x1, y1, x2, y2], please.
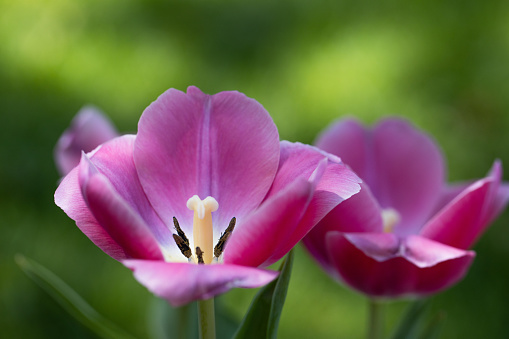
[302, 183, 383, 273]
[123, 260, 279, 307]
[55, 166, 127, 260]
[55, 106, 118, 176]
[261, 142, 361, 266]
[87, 135, 174, 251]
[315, 118, 371, 181]
[79, 154, 164, 260]
[317, 118, 445, 235]
[326, 232, 475, 297]
[134, 87, 279, 235]
[223, 177, 314, 268]
[370, 119, 445, 234]
[420, 161, 508, 249]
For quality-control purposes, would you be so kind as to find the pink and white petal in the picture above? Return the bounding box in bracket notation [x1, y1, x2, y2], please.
[314, 118, 371, 181]
[371, 119, 445, 235]
[88, 135, 174, 251]
[429, 182, 472, 217]
[326, 232, 475, 298]
[223, 177, 314, 268]
[302, 183, 384, 272]
[420, 161, 506, 249]
[55, 166, 127, 260]
[55, 106, 118, 176]
[123, 260, 279, 307]
[134, 87, 280, 235]
[80, 154, 164, 260]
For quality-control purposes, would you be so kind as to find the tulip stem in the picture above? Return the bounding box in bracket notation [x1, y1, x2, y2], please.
[197, 298, 216, 339]
[368, 299, 384, 339]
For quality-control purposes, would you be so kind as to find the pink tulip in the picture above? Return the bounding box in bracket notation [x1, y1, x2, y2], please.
[54, 106, 118, 176]
[55, 87, 361, 306]
[303, 118, 509, 298]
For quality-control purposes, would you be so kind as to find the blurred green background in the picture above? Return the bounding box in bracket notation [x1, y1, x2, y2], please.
[2, 0, 509, 338]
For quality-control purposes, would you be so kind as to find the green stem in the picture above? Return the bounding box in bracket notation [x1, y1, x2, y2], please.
[177, 303, 190, 339]
[197, 298, 216, 339]
[368, 299, 384, 339]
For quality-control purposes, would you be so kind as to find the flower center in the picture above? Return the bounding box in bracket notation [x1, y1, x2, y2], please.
[172, 196, 236, 264]
[187, 195, 218, 264]
[381, 208, 400, 233]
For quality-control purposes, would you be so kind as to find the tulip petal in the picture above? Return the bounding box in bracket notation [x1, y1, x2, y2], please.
[79, 154, 164, 261]
[326, 232, 475, 297]
[315, 118, 371, 181]
[302, 183, 383, 273]
[420, 161, 509, 249]
[55, 166, 127, 260]
[134, 87, 280, 237]
[223, 177, 314, 268]
[55, 106, 118, 176]
[316, 118, 445, 235]
[85, 135, 175, 254]
[123, 260, 279, 307]
[262, 142, 361, 265]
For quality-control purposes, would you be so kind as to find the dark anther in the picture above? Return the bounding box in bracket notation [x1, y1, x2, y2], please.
[173, 234, 192, 258]
[172, 217, 191, 258]
[214, 217, 236, 257]
[173, 217, 189, 246]
[196, 247, 205, 264]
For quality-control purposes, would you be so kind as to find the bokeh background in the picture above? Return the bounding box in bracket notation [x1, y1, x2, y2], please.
[2, 0, 509, 338]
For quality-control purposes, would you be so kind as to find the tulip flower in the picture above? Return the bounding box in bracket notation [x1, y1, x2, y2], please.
[55, 86, 361, 308]
[303, 117, 509, 299]
[54, 106, 118, 176]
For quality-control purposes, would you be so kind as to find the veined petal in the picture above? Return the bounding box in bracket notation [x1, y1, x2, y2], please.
[86, 135, 175, 253]
[223, 177, 314, 268]
[55, 106, 118, 176]
[326, 232, 475, 297]
[55, 166, 127, 260]
[261, 142, 361, 266]
[123, 260, 279, 307]
[80, 154, 164, 260]
[134, 87, 280, 236]
[420, 161, 508, 249]
[316, 118, 445, 235]
[302, 183, 383, 273]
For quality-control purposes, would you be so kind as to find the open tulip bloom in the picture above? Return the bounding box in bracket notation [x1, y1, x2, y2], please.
[55, 86, 361, 319]
[304, 118, 509, 301]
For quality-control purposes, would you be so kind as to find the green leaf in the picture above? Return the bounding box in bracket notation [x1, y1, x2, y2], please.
[233, 250, 294, 339]
[15, 254, 137, 339]
[390, 299, 429, 339]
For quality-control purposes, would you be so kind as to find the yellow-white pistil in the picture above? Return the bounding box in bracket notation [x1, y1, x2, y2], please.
[187, 195, 218, 264]
[381, 208, 400, 233]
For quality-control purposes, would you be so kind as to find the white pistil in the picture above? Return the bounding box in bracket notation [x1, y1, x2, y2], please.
[187, 195, 218, 264]
[381, 208, 400, 233]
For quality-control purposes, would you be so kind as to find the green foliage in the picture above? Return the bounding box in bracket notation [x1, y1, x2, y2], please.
[233, 250, 294, 339]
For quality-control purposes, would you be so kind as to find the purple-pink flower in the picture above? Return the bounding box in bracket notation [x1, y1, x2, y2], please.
[55, 87, 361, 306]
[54, 106, 118, 176]
[303, 118, 509, 298]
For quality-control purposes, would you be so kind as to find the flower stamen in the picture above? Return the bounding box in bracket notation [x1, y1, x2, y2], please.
[187, 195, 218, 264]
[196, 247, 205, 264]
[172, 217, 192, 259]
[381, 208, 400, 233]
[214, 217, 236, 257]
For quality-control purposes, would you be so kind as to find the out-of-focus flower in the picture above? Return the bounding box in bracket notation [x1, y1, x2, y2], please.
[54, 106, 118, 176]
[55, 87, 361, 306]
[303, 118, 509, 298]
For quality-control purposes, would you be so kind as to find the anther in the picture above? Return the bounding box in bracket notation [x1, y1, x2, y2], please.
[196, 247, 205, 264]
[214, 217, 236, 257]
[173, 217, 189, 246]
[172, 217, 191, 258]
